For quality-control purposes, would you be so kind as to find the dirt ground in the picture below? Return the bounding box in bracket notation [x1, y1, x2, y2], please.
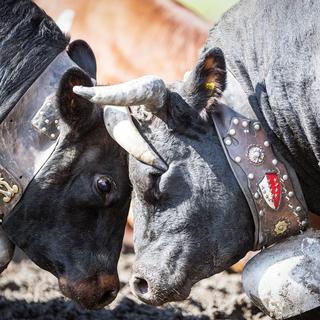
[0, 249, 271, 320]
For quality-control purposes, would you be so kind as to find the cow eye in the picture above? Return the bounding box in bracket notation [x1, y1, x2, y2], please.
[96, 176, 112, 193]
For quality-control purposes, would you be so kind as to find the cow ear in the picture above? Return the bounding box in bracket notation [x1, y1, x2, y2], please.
[183, 47, 226, 110]
[57, 68, 96, 130]
[67, 40, 97, 80]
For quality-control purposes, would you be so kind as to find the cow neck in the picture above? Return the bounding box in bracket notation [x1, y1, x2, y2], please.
[0, 51, 77, 220]
[210, 69, 309, 250]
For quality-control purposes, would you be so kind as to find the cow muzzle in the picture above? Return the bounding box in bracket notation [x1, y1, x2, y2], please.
[130, 268, 191, 306]
[58, 273, 119, 309]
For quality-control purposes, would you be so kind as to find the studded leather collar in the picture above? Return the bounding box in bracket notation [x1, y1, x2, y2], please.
[0, 51, 78, 219]
[211, 103, 308, 250]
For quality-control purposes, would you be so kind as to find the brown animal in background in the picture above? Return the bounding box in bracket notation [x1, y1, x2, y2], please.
[34, 0, 209, 84]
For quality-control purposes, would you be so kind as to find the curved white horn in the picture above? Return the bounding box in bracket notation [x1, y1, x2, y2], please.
[73, 75, 167, 113]
[104, 106, 167, 171]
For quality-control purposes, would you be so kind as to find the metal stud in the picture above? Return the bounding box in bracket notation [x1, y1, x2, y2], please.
[288, 191, 294, 198]
[259, 210, 264, 216]
[254, 192, 260, 199]
[229, 129, 236, 136]
[41, 127, 47, 132]
[272, 159, 278, 166]
[283, 175, 288, 181]
[235, 156, 241, 163]
[248, 173, 254, 180]
[264, 141, 270, 147]
[274, 220, 288, 235]
[253, 123, 261, 131]
[301, 220, 308, 228]
[50, 133, 56, 139]
[296, 206, 302, 212]
[57, 126, 60, 130]
[45, 119, 49, 124]
[224, 138, 232, 146]
[232, 118, 239, 125]
[242, 120, 248, 128]
[54, 119, 59, 124]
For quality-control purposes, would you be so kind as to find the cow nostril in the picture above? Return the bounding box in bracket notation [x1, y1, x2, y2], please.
[98, 288, 118, 306]
[133, 277, 149, 295]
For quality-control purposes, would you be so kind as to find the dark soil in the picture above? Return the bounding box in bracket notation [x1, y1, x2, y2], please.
[0, 251, 270, 320]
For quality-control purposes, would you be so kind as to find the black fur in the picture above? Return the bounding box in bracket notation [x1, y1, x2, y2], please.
[0, 0, 69, 122]
[1, 1, 131, 309]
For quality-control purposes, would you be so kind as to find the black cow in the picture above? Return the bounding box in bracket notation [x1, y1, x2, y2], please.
[74, 0, 320, 311]
[0, 0, 130, 309]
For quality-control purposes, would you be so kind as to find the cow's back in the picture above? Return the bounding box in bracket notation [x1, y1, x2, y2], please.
[204, 0, 320, 213]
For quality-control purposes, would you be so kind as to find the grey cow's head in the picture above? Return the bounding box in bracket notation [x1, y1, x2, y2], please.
[75, 48, 254, 305]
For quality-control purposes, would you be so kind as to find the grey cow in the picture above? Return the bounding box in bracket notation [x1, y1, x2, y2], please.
[75, 0, 320, 311]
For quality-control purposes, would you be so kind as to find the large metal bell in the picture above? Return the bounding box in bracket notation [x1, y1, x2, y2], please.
[242, 229, 320, 319]
[0, 226, 14, 273]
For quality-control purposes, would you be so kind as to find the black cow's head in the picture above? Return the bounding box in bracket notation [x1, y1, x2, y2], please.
[75, 48, 254, 306]
[2, 41, 131, 309]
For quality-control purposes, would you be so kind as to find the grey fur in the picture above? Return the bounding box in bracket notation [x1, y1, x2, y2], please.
[128, 0, 320, 306]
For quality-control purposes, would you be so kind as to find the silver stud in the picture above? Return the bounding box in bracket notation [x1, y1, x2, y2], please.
[242, 120, 248, 128]
[41, 127, 47, 132]
[39, 111, 44, 115]
[248, 173, 254, 180]
[232, 118, 239, 125]
[296, 206, 302, 212]
[283, 175, 288, 181]
[50, 133, 56, 139]
[45, 119, 49, 124]
[272, 159, 278, 166]
[259, 210, 264, 216]
[288, 191, 294, 197]
[253, 123, 261, 131]
[224, 138, 232, 146]
[57, 126, 60, 130]
[264, 141, 270, 147]
[235, 156, 241, 163]
[54, 119, 59, 124]
[229, 129, 236, 136]
[254, 192, 260, 199]
[301, 220, 307, 227]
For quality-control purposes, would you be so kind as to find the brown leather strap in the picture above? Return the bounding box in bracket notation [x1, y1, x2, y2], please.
[211, 104, 308, 250]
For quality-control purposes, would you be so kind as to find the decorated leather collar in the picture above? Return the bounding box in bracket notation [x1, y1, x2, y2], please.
[0, 51, 78, 219]
[211, 103, 308, 250]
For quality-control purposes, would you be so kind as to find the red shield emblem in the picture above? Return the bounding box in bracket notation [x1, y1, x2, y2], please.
[258, 172, 282, 210]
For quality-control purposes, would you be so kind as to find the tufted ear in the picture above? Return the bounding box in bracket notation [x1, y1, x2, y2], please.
[67, 40, 97, 80]
[57, 68, 96, 131]
[183, 47, 226, 110]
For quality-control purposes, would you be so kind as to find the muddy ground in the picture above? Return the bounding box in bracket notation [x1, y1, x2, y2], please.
[0, 249, 272, 320]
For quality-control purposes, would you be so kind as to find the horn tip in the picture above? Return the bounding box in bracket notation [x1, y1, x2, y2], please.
[72, 86, 94, 100]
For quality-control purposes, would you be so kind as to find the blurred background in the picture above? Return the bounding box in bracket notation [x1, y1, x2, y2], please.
[35, 0, 239, 84]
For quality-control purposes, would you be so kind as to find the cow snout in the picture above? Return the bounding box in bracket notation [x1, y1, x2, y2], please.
[58, 273, 119, 309]
[130, 272, 191, 306]
[131, 275, 152, 301]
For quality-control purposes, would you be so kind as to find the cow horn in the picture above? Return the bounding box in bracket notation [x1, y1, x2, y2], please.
[103, 106, 167, 171]
[73, 75, 167, 113]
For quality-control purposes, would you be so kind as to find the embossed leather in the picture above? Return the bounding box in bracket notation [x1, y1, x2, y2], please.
[212, 104, 308, 249]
